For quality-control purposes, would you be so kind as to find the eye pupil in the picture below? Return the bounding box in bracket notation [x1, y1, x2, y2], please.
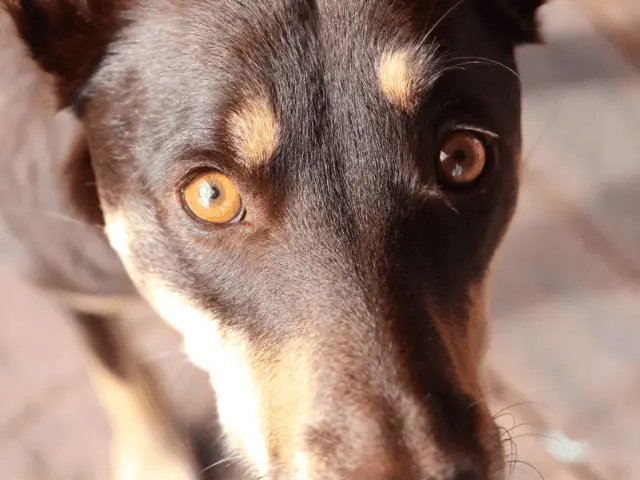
[437, 131, 490, 189]
[452, 149, 466, 162]
[199, 181, 220, 206]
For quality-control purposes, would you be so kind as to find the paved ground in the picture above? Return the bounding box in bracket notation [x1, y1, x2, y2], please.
[487, 1, 640, 478]
[1, 0, 639, 479]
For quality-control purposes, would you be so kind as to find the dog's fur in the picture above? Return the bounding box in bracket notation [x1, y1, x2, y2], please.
[2, 1, 547, 478]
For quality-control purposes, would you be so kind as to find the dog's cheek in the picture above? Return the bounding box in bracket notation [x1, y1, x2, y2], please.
[468, 278, 492, 364]
[103, 212, 272, 472]
[103, 213, 270, 473]
[104, 212, 134, 268]
[427, 279, 492, 401]
[145, 285, 271, 477]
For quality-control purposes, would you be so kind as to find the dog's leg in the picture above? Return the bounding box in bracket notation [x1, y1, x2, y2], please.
[73, 311, 199, 480]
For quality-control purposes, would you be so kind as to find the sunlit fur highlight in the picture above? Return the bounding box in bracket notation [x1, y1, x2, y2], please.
[146, 284, 269, 476]
[228, 94, 280, 168]
[88, 357, 197, 480]
[377, 47, 441, 112]
[104, 213, 269, 474]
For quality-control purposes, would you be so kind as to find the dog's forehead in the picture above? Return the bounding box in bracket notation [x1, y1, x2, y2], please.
[100, 0, 481, 162]
[118, 0, 450, 93]
[89, 0, 520, 216]
[113, 0, 472, 100]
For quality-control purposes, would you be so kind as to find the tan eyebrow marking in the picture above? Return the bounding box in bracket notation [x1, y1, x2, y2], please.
[228, 94, 280, 167]
[378, 48, 436, 112]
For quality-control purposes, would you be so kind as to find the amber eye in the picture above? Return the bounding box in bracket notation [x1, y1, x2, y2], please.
[181, 171, 245, 225]
[437, 131, 490, 189]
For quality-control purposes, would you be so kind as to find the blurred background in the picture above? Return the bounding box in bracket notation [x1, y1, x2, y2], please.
[1, 0, 639, 478]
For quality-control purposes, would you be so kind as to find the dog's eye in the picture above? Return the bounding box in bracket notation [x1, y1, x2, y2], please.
[437, 131, 489, 189]
[181, 171, 245, 225]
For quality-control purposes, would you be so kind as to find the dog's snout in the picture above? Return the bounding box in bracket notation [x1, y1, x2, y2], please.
[293, 410, 489, 480]
[346, 456, 484, 480]
[452, 464, 483, 480]
[345, 457, 401, 480]
[346, 460, 483, 480]
[343, 445, 413, 480]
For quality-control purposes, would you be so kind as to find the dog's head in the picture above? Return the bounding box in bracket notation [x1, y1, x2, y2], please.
[7, 0, 546, 477]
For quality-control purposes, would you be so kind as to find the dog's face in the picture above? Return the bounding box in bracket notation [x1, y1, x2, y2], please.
[8, 0, 546, 478]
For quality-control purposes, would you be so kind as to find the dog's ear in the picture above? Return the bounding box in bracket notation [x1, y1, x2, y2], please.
[3, 0, 121, 107]
[3, 1, 119, 225]
[478, 0, 548, 44]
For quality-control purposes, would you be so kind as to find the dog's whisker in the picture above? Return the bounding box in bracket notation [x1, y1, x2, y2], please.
[435, 65, 473, 76]
[508, 441, 519, 480]
[418, 0, 466, 48]
[502, 421, 538, 435]
[446, 57, 521, 80]
[506, 459, 545, 480]
[199, 453, 246, 474]
[495, 411, 518, 431]
[492, 400, 553, 419]
[498, 425, 518, 480]
[502, 423, 523, 480]
[501, 424, 545, 480]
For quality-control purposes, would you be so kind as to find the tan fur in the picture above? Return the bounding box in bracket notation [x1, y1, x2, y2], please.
[88, 357, 197, 480]
[103, 210, 315, 475]
[378, 49, 423, 112]
[428, 278, 491, 400]
[228, 95, 280, 167]
[256, 338, 316, 466]
[140, 281, 270, 476]
[468, 277, 492, 362]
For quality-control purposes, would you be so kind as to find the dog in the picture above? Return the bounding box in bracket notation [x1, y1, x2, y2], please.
[2, 0, 548, 478]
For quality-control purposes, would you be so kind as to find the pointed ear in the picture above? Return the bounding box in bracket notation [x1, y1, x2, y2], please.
[3, 1, 115, 224]
[478, 0, 548, 44]
[3, 0, 121, 107]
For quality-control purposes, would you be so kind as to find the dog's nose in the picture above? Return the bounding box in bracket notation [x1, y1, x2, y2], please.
[346, 464, 482, 480]
[292, 404, 491, 480]
[341, 449, 483, 480]
[452, 465, 482, 480]
[350, 467, 483, 480]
